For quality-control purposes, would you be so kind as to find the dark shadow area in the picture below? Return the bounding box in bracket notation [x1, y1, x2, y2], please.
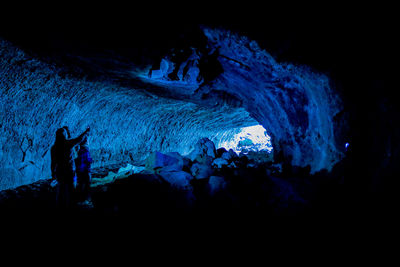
[1, 6, 398, 238]
[0, 147, 394, 227]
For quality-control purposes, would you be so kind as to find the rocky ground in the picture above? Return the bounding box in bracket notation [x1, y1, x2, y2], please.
[0, 138, 354, 229]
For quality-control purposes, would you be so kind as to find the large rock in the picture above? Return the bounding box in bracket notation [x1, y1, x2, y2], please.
[117, 164, 146, 176]
[145, 152, 184, 173]
[158, 170, 194, 190]
[188, 138, 217, 161]
[212, 158, 229, 168]
[165, 152, 186, 166]
[221, 149, 238, 161]
[190, 162, 214, 179]
[216, 147, 227, 158]
[193, 155, 214, 166]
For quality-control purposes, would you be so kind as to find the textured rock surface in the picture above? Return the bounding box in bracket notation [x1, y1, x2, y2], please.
[190, 162, 213, 180]
[158, 170, 193, 190]
[145, 152, 184, 173]
[212, 158, 229, 168]
[188, 138, 217, 161]
[138, 27, 344, 173]
[1, 25, 344, 190]
[0, 39, 256, 190]
[197, 28, 344, 172]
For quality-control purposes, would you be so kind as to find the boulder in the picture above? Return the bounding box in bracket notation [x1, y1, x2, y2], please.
[190, 162, 214, 179]
[165, 151, 187, 168]
[145, 151, 184, 173]
[193, 154, 214, 165]
[221, 149, 238, 161]
[188, 138, 217, 161]
[216, 147, 227, 158]
[208, 176, 228, 195]
[165, 151, 184, 160]
[221, 152, 231, 161]
[117, 164, 146, 177]
[212, 158, 229, 168]
[158, 170, 194, 190]
[228, 149, 238, 159]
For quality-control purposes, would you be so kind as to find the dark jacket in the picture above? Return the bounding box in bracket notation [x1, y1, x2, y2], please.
[75, 146, 92, 174]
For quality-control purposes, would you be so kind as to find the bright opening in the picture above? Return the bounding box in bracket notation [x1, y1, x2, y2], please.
[218, 125, 273, 154]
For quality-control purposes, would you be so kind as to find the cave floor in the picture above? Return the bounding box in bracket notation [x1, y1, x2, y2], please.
[0, 163, 356, 224]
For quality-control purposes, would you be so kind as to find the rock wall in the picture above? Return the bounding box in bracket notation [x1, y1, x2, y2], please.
[0, 39, 256, 190]
[0, 25, 346, 190]
[198, 28, 345, 172]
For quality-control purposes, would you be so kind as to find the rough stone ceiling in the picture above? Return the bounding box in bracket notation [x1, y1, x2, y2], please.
[1, 23, 346, 190]
[0, 36, 258, 190]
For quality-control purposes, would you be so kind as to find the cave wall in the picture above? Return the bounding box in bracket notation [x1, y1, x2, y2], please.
[0, 39, 256, 190]
[139, 27, 345, 172]
[1, 25, 347, 190]
[195, 28, 344, 172]
[197, 28, 345, 173]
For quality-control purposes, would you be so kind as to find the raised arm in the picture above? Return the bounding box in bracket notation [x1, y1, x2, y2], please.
[68, 127, 90, 148]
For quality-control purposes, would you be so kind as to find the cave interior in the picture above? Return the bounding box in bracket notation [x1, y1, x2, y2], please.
[0, 8, 397, 228]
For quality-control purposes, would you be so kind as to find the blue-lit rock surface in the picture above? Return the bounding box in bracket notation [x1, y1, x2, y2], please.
[0, 26, 344, 191]
[0, 39, 256, 190]
[196, 28, 344, 173]
[140, 27, 344, 173]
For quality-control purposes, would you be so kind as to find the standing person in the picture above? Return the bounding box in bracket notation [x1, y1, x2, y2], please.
[51, 126, 90, 211]
[62, 126, 79, 189]
[75, 137, 93, 207]
[62, 126, 78, 159]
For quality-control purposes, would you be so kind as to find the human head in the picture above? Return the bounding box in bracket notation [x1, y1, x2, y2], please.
[62, 126, 71, 138]
[55, 128, 67, 143]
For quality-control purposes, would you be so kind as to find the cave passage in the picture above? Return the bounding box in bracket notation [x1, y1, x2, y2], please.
[0, 23, 352, 220]
[0, 25, 344, 190]
[0, 6, 397, 229]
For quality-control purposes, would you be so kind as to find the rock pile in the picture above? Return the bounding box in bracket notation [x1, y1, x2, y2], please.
[0, 137, 345, 217]
[142, 137, 298, 211]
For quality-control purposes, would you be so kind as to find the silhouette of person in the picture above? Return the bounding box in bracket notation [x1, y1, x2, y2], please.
[75, 136, 93, 207]
[51, 126, 90, 210]
[62, 125, 78, 168]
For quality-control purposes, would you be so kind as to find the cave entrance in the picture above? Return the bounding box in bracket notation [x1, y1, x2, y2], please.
[213, 124, 273, 156]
